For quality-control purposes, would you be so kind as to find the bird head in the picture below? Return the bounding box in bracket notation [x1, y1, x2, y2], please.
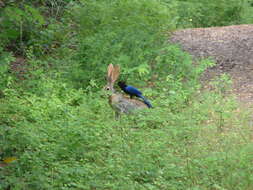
[118, 81, 127, 89]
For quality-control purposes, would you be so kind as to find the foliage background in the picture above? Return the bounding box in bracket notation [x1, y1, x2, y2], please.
[1, 0, 253, 189]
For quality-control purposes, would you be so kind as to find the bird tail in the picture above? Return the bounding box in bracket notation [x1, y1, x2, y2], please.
[139, 95, 152, 108]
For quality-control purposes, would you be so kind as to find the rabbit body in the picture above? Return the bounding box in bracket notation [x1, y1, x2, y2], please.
[109, 93, 147, 114]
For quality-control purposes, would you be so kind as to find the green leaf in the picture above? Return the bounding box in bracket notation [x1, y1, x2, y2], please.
[25, 5, 45, 26]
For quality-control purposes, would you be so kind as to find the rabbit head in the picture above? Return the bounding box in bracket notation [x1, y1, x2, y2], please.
[104, 63, 120, 93]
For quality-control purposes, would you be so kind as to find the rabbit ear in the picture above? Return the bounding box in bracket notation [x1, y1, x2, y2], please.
[112, 64, 120, 83]
[107, 64, 114, 82]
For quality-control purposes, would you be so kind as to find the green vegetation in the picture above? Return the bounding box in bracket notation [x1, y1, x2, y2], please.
[1, 0, 253, 189]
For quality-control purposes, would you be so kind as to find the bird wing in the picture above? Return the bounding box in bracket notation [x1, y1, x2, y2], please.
[125, 85, 142, 96]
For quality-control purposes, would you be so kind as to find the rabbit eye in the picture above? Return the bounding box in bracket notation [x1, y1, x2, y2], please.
[106, 87, 110, 91]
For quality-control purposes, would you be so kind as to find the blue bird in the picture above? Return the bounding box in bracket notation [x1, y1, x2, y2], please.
[118, 81, 152, 108]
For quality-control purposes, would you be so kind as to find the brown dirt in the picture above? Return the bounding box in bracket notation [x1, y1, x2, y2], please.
[170, 24, 253, 105]
[10, 56, 27, 80]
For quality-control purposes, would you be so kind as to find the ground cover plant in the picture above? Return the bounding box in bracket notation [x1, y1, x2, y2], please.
[1, 0, 253, 189]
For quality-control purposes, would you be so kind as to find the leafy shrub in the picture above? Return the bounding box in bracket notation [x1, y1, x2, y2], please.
[66, 0, 177, 88]
[240, 0, 253, 24]
[0, 5, 45, 52]
[175, 0, 245, 27]
[0, 1, 72, 56]
[0, 48, 15, 95]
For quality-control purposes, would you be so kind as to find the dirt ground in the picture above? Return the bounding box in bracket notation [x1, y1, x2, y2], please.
[170, 24, 253, 106]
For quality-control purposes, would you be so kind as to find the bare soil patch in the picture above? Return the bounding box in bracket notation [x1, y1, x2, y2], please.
[10, 56, 27, 80]
[170, 24, 253, 105]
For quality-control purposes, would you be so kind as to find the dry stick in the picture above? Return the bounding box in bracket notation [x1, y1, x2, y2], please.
[20, 20, 23, 49]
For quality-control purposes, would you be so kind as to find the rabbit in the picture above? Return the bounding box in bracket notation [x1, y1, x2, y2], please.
[104, 64, 148, 119]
